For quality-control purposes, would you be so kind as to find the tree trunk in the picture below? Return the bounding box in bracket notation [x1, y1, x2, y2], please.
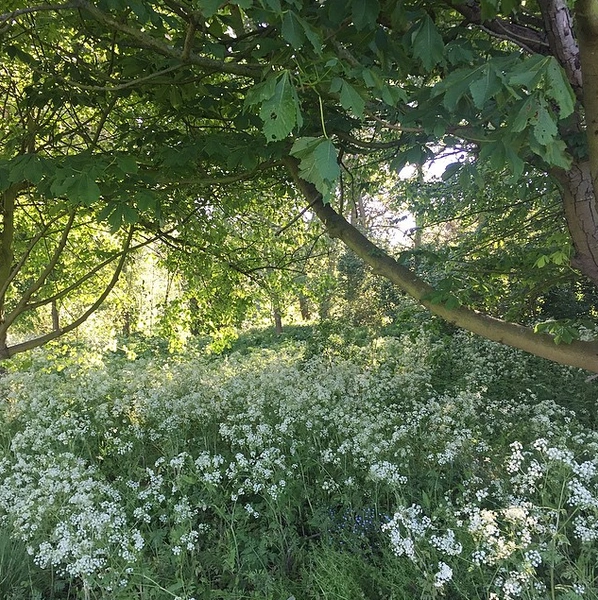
[122, 309, 131, 337]
[273, 306, 283, 335]
[577, 0, 598, 196]
[553, 164, 598, 286]
[299, 293, 310, 320]
[51, 300, 60, 332]
[0, 185, 17, 355]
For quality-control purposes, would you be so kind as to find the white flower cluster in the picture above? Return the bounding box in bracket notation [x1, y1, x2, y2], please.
[1, 334, 597, 597]
[383, 504, 462, 566]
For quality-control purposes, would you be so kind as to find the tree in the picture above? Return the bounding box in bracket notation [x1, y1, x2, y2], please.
[3, 0, 598, 370]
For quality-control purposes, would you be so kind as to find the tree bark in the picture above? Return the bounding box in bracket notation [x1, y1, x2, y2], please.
[538, 0, 583, 99]
[553, 164, 598, 285]
[51, 300, 60, 332]
[299, 293, 310, 320]
[577, 0, 598, 199]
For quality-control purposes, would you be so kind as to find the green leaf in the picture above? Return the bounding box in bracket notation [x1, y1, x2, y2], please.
[135, 190, 157, 212]
[411, 14, 444, 72]
[121, 203, 138, 224]
[441, 162, 461, 181]
[509, 54, 547, 88]
[339, 80, 365, 118]
[380, 84, 406, 105]
[195, 0, 222, 18]
[244, 75, 277, 108]
[329, 77, 342, 94]
[8, 154, 48, 185]
[435, 68, 478, 110]
[545, 58, 575, 118]
[534, 320, 578, 345]
[312, 139, 340, 179]
[533, 106, 558, 145]
[511, 97, 536, 133]
[260, 0, 282, 11]
[504, 145, 524, 180]
[479, 0, 499, 20]
[550, 250, 569, 265]
[74, 173, 101, 205]
[501, 0, 519, 14]
[445, 40, 475, 65]
[444, 294, 461, 310]
[296, 15, 322, 53]
[281, 11, 305, 49]
[351, 0, 380, 31]
[259, 71, 303, 141]
[362, 68, 382, 89]
[479, 139, 506, 171]
[169, 87, 183, 109]
[108, 206, 124, 232]
[539, 139, 572, 169]
[469, 66, 501, 109]
[5, 45, 39, 67]
[290, 137, 339, 202]
[535, 255, 549, 268]
[127, 0, 152, 23]
[99, 203, 138, 232]
[116, 155, 138, 174]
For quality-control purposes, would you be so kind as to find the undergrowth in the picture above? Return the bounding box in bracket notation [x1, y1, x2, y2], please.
[0, 324, 597, 599]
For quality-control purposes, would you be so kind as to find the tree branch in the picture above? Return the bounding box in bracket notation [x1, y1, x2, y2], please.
[74, 0, 262, 79]
[0, 210, 76, 334]
[0, 2, 78, 32]
[23, 233, 157, 311]
[285, 156, 598, 372]
[0, 227, 134, 359]
[448, 1, 550, 55]
[0, 212, 63, 302]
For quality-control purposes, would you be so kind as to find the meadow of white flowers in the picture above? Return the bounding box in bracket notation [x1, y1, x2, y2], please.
[0, 327, 597, 599]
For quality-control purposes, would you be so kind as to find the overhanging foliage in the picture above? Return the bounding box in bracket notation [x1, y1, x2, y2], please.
[3, 0, 598, 369]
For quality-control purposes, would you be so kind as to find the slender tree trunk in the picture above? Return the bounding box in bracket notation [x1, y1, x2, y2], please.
[0, 185, 17, 355]
[299, 293, 310, 320]
[577, 0, 598, 195]
[273, 306, 283, 335]
[122, 310, 131, 337]
[51, 300, 60, 332]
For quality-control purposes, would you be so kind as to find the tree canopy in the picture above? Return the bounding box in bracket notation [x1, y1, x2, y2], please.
[3, 0, 598, 370]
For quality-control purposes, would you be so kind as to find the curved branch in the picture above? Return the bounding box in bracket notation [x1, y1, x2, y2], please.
[0, 213, 63, 302]
[0, 2, 78, 32]
[0, 210, 76, 334]
[0, 227, 134, 359]
[449, 1, 550, 54]
[23, 233, 157, 311]
[285, 156, 598, 372]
